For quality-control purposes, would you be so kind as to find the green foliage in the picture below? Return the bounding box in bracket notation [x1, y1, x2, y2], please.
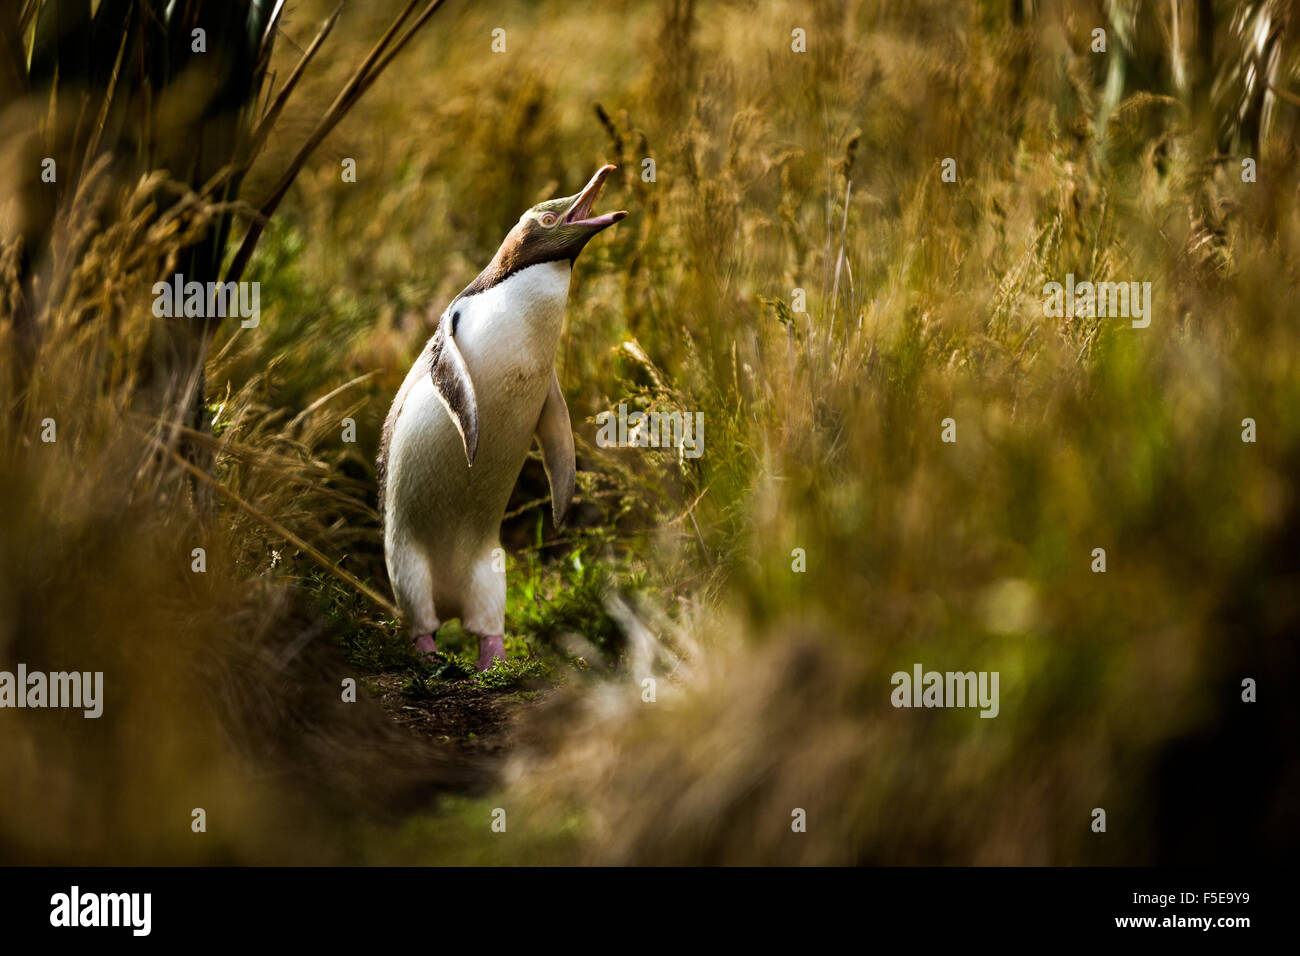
[507, 538, 627, 659]
[3, 0, 1299, 866]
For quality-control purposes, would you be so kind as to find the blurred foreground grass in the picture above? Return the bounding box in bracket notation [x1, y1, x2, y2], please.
[1, 0, 1297, 864]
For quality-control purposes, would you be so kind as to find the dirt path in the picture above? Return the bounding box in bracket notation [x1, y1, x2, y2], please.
[366, 674, 548, 758]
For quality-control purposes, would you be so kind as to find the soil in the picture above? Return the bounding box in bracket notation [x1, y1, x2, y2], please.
[366, 674, 548, 758]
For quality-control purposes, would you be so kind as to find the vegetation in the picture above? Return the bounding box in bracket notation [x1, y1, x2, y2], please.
[1, 0, 1296, 864]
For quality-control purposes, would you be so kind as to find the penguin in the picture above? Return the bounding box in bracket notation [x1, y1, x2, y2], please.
[378, 164, 627, 671]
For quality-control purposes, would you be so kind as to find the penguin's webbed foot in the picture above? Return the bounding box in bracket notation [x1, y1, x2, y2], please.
[476, 634, 507, 672]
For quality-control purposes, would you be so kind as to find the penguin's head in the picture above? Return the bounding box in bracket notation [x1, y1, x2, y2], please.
[500, 164, 628, 268]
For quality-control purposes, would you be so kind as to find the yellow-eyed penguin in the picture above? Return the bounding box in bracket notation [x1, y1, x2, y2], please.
[378, 165, 627, 671]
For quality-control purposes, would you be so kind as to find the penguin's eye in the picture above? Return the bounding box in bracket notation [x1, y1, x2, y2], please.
[539, 212, 559, 228]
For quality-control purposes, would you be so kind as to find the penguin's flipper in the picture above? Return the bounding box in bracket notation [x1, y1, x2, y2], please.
[430, 322, 479, 466]
[535, 370, 575, 528]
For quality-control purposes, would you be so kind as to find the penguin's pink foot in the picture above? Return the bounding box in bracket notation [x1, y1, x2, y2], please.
[414, 633, 438, 656]
[477, 634, 506, 672]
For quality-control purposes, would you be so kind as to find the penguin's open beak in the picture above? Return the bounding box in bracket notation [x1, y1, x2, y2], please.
[563, 164, 628, 231]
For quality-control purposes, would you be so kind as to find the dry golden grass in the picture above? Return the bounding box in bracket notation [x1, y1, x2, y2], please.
[2, 0, 1297, 864]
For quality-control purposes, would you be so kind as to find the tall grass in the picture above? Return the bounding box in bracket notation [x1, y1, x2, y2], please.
[2, 0, 1298, 863]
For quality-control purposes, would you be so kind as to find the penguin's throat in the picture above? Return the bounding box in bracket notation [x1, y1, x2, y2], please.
[456, 260, 571, 360]
[462, 235, 574, 299]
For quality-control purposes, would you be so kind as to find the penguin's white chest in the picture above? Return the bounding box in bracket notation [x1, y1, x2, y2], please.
[383, 261, 571, 593]
[455, 261, 571, 396]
